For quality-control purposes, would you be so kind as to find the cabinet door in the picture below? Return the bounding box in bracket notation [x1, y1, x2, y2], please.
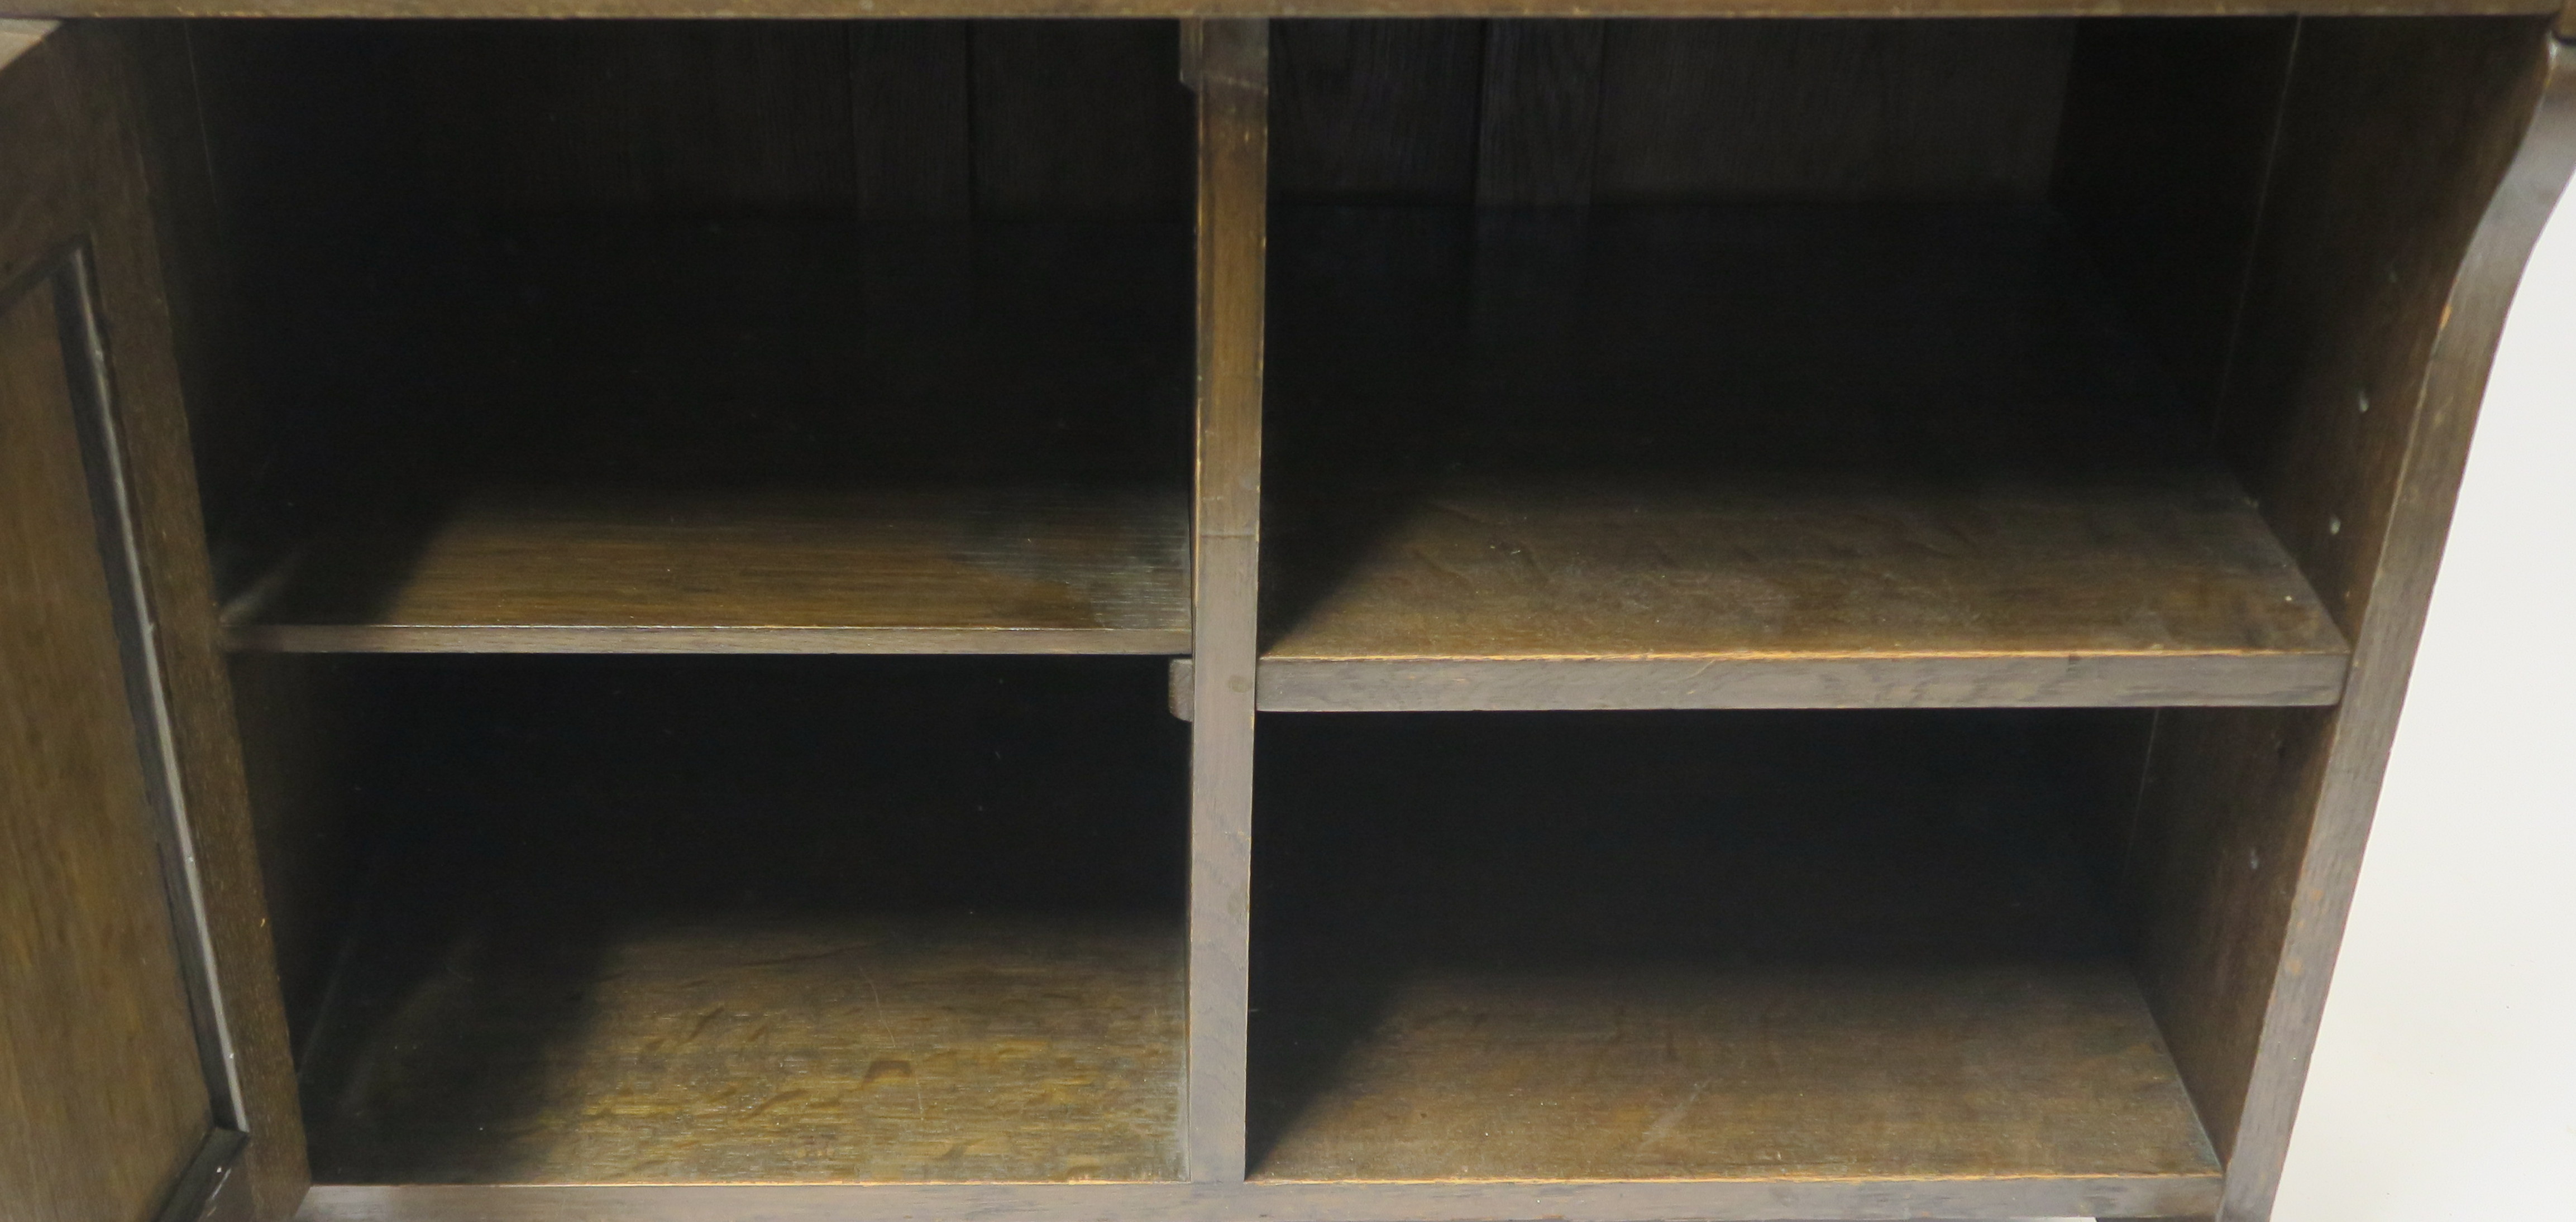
[1, 22, 251, 1222]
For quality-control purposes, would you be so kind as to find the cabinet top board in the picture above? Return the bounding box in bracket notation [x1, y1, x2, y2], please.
[0, 0, 2560, 19]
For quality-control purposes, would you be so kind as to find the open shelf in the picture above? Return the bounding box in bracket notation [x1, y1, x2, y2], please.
[1258, 471, 2345, 710]
[195, 20, 1196, 656]
[216, 216, 1192, 656]
[1261, 205, 2348, 711]
[294, 655, 1188, 1185]
[228, 485, 1188, 654]
[1248, 708, 2219, 1194]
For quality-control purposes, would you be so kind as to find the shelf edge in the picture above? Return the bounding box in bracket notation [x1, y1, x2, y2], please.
[1256, 651, 2350, 711]
[228, 624, 1192, 656]
[299, 1172, 2221, 1222]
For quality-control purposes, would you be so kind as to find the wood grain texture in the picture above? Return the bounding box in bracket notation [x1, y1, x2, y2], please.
[1265, 204, 2345, 710]
[1185, 18, 1265, 1183]
[2123, 20, 2575, 1222]
[227, 487, 1191, 654]
[4, 22, 308, 1219]
[974, 21, 1194, 219]
[0, 251, 210, 1222]
[1249, 710, 2215, 1192]
[3, 0, 2560, 16]
[1253, 967, 2212, 1182]
[1592, 20, 2073, 203]
[307, 916, 1186, 1184]
[298, 1175, 2221, 1222]
[1258, 475, 2348, 710]
[1270, 20, 1481, 203]
[1475, 20, 1602, 207]
[292, 654, 1190, 1186]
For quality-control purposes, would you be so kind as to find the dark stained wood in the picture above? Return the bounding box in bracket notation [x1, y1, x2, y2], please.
[4, 21, 309, 1220]
[222, 655, 377, 1044]
[1257, 473, 2349, 711]
[1254, 969, 2214, 1183]
[384, 22, 861, 217]
[309, 916, 1186, 1183]
[292, 655, 1189, 1186]
[2051, 17, 2298, 414]
[0, 11, 2558, 1221]
[973, 21, 1194, 219]
[1264, 203, 2346, 709]
[1186, 17, 1267, 1183]
[1265, 204, 2209, 483]
[1474, 20, 1603, 207]
[299, 1176, 2222, 1222]
[1, 236, 213, 1222]
[1592, 20, 2073, 203]
[8, 0, 2563, 16]
[2122, 19, 2575, 1222]
[227, 486, 1191, 654]
[1249, 710, 2215, 1194]
[851, 21, 971, 218]
[1270, 20, 1482, 203]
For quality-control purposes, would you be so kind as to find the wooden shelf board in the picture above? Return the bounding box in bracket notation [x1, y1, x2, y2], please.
[1259, 473, 2347, 710]
[295, 655, 1191, 1185]
[1247, 708, 2219, 1190]
[304, 913, 1187, 1185]
[1249, 964, 2216, 1185]
[298, 1172, 2221, 1221]
[31, 0, 2564, 20]
[230, 486, 1190, 655]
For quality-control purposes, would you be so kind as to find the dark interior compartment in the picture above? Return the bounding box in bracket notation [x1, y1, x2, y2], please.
[1248, 707, 2216, 1183]
[1254, 18, 2346, 713]
[270, 655, 1188, 1184]
[178, 21, 1197, 653]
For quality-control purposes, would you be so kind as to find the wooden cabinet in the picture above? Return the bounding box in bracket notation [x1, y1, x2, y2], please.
[0, 9, 2567, 1222]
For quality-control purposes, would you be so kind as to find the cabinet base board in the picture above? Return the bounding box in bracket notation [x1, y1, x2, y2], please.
[301, 1175, 2219, 1222]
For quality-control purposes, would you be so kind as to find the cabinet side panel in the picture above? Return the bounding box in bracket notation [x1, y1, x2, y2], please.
[2128, 18, 2570, 1221]
[95, 21, 313, 1219]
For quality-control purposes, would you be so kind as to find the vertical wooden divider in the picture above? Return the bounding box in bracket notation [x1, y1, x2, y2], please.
[1185, 17, 1266, 1185]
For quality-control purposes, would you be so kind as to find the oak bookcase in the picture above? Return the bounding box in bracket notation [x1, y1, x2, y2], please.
[1, 8, 2569, 1222]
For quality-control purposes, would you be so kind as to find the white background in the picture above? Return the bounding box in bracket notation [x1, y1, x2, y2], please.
[2262, 152, 2576, 1219]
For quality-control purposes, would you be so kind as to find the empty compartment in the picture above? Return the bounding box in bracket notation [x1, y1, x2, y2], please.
[255, 655, 1187, 1183]
[185, 21, 1196, 654]
[1260, 18, 2348, 711]
[1248, 707, 2217, 1192]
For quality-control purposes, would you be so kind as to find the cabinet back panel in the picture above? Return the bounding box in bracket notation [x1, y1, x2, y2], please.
[1272, 18, 2074, 206]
